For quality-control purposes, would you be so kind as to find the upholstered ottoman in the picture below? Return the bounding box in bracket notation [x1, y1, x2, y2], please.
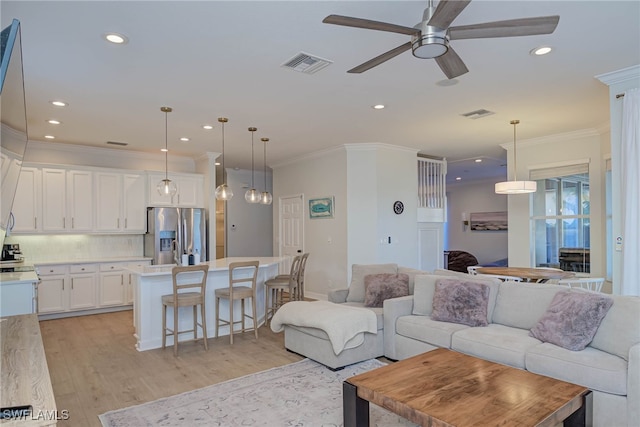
[270, 301, 384, 370]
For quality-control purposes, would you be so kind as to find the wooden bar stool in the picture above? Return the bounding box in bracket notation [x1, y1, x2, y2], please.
[265, 255, 301, 325]
[162, 264, 209, 356]
[215, 260, 259, 344]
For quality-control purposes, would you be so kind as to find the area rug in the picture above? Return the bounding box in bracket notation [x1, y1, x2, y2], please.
[99, 358, 417, 426]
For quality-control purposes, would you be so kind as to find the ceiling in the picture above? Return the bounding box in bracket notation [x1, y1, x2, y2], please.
[2, 1, 639, 185]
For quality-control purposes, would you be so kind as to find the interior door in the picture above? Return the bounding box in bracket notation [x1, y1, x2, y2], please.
[279, 194, 304, 273]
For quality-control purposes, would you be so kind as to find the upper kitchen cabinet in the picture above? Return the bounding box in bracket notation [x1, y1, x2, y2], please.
[41, 168, 93, 232]
[147, 172, 204, 208]
[11, 166, 40, 232]
[95, 172, 146, 233]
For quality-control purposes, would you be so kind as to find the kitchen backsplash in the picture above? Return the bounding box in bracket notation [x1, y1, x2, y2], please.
[4, 234, 144, 262]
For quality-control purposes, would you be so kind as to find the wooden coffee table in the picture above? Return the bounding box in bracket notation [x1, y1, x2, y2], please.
[343, 348, 592, 427]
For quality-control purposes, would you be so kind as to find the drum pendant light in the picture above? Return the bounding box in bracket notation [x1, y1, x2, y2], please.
[215, 117, 233, 200]
[495, 120, 537, 194]
[245, 127, 261, 203]
[156, 107, 178, 197]
[260, 137, 273, 205]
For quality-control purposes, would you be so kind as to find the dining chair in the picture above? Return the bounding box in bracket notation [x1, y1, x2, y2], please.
[477, 273, 523, 282]
[215, 260, 260, 344]
[558, 277, 605, 292]
[162, 264, 209, 356]
[264, 255, 301, 325]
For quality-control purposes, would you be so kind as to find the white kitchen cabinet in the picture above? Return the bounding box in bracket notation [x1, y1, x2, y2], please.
[68, 264, 97, 310]
[36, 265, 68, 313]
[96, 172, 146, 233]
[11, 166, 41, 232]
[41, 168, 93, 232]
[99, 262, 126, 306]
[125, 260, 151, 304]
[148, 172, 204, 207]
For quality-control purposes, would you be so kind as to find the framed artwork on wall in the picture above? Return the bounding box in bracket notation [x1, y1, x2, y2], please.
[470, 211, 508, 231]
[309, 197, 334, 219]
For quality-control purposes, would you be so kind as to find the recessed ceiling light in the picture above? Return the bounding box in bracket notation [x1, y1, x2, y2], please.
[475, 159, 482, 163]
[455, 177, 462, 181]
[44, 135, 55, 139]
[203, 125, 213, 130]
[51, 100, 67, 107]
[530, 46, 552, 56]
[160, 148, 168, 152]
[180, 137, 190, 142]
[47, 119, 61, 125]
[104, 32, 128, 44]
[372, 104, 385, 110]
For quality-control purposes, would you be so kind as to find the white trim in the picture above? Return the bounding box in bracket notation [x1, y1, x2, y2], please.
[528, 158, 590, 172]
[499, 129, 601, 150]
[595, 65, 640, 85]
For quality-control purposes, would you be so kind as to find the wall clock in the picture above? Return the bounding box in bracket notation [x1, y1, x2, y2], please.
[393, 200, 404, 215]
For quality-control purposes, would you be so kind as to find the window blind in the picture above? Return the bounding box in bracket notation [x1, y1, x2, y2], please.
[529, 163, 589, 181]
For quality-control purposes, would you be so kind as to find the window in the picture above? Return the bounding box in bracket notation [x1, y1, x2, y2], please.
[530, 163, 590, 272]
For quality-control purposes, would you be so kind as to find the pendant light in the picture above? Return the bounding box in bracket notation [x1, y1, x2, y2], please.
[156, 106, 178, 197]
[245, 127, 261, 203]
[260, 137, 273, 205]
[495, 120, 537, 194]
[215, 117, 233, 200]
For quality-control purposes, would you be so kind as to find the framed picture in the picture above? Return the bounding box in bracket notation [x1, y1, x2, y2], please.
[470, 211, 508, 231]
[309, 197, 334, 219]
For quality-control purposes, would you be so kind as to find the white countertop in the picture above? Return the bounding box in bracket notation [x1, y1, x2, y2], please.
[127, 257, 285, 277]
[30, 256, 153, 266]
[0, 270, 38, 284]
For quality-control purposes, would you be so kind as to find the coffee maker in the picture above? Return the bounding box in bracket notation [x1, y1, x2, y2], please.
[1, 243, 23, 262]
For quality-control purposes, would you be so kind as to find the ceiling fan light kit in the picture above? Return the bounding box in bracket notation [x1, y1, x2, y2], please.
[495, 119, 537, 195]
[323, 0, 559, 79]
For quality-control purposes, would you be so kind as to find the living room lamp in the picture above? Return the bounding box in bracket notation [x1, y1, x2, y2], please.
[215, 117, 233, 201]
[245, 127, 261, 203]
[156, 106, 178, 197]
[495, 120, 537, 194]
[260, 137, 273, 205]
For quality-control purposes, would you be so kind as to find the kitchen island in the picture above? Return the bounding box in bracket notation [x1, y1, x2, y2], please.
[0, 264, 38, 317]
[127, 257, 285, 351]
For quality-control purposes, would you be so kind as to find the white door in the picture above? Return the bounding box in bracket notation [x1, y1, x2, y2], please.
[279, 195, 304, 272]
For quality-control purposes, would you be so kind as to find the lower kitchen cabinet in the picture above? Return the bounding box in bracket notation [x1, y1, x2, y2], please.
[37, 265, 68, 313]
[100, 263, 126, 306]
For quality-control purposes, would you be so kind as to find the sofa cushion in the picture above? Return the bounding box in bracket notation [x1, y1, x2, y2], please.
[340, 302, 384, 330]
[346, 264, 398, 303]
[413, 274, 500, 321]
[590, 293, 640, 361]
[431, 279, 490, 327]
[451, 324, 542, 369]
[396, 315, 469, 349]
[363, 273, 409, 308]
[398, 266, 431, 295]
[526, 343, 628, 395]
[492, 282, 564, 330]
[529, 290, 614, 351]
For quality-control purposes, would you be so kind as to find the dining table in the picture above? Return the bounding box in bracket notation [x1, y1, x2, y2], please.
[475, 266, 575, 283]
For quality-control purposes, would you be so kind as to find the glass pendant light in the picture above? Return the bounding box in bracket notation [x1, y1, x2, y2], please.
[156, 106, 178, 197]
[215, 117, 233, 200]
[260, 137, 273, 205]
[245, 127, 261, 203]
[495, 120, 537, 194]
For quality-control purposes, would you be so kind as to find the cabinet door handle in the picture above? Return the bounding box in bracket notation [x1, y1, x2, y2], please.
[125, 218, 128, 229]
[121, 275, 124, 285]
[71, 278, 74, 290]
[62, 278, 65, 291]
[34, 217, 37, 229]
[63, 217, 66, 228]
[72, 217, 75, 228]
[117, 218, 120, 228]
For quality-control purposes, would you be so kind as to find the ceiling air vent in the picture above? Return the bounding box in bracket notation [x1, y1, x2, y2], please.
[106, 141, 128, 146]
[460, 109, 495, 119]
[282, 52, 333, 74]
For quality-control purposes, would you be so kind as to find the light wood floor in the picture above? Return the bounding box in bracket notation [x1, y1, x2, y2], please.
[39, 310, 303, 427]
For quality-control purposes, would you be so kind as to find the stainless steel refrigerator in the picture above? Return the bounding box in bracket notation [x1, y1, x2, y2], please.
[144, 207, 207, 265]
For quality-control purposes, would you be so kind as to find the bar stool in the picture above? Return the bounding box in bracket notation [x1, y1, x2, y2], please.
[215, 260, 259, 344]
[162, 264, 209, 356]
[265, 255, 301, 325]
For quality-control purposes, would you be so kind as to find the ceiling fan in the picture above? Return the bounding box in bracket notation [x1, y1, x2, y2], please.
[323, 0, 559, 79]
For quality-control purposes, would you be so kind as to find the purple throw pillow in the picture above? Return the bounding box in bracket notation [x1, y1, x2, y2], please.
[363, 273, 410, 308]
[431, 279, 490, 327]
[529, 290, 614, 351]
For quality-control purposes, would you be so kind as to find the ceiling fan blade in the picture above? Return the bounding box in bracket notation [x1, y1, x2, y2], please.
[427, 0, 472, 29]
[435, 47, 469, 79]
[449, 16, 560, 40]
[347, 42, 412, 73]
[323, 15, 419, 36]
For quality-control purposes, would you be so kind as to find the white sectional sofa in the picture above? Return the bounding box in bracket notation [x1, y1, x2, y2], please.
[383, 272, 640, 427]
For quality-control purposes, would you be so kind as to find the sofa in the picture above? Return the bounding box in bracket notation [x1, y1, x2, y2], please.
[281, 263, 426, 370]
[383, 271, 640, 427]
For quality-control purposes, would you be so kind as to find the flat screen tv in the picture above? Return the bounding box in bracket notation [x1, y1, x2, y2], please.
[0, 18, 29, 244]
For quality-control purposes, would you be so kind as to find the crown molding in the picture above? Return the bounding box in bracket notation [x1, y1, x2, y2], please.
[498, 128, 602, 150]
[596, 64, 640, 86]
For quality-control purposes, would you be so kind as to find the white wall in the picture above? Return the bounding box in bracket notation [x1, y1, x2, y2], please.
[225, 168, 273, 257]
[506, 129, 607, 278]
[446, 179, 508, 265]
